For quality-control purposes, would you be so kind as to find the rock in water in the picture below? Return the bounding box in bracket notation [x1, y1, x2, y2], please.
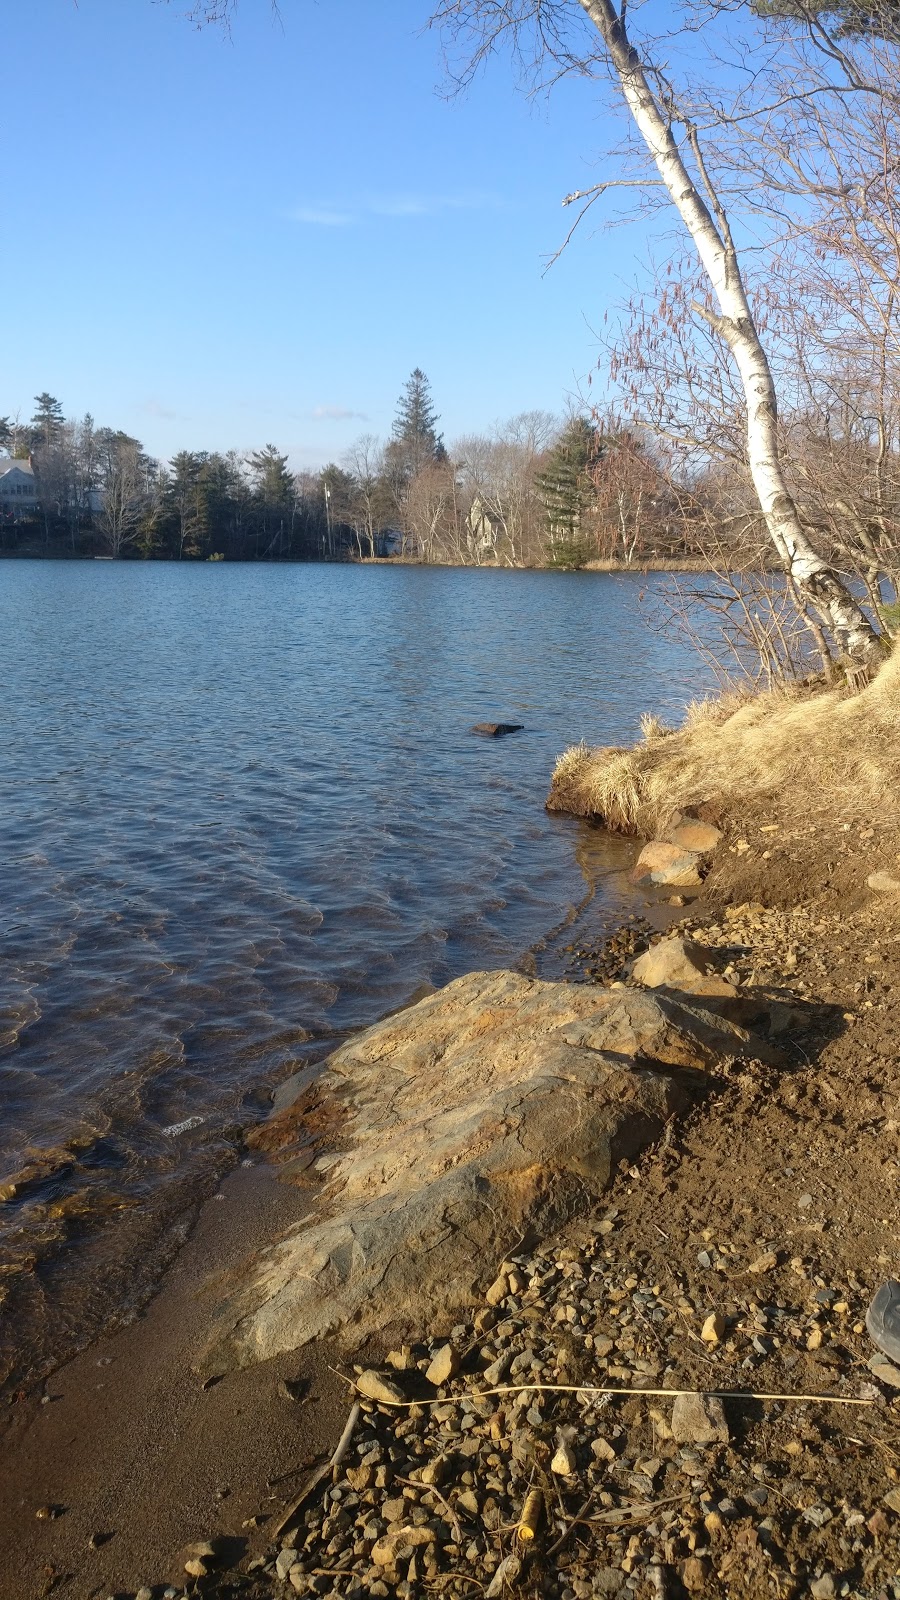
[199, 971, 779, 1374]
[471, 722, 524, 737]
[631, 841, 703, 888]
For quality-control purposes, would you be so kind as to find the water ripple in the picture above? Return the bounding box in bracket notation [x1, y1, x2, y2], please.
[0, 562, 713, 1387]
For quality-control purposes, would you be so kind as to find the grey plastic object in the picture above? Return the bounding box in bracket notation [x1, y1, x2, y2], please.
[866, 1280, 900, 1363]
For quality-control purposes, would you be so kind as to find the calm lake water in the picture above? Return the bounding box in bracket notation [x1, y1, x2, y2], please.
[0, 562, 713, 1385]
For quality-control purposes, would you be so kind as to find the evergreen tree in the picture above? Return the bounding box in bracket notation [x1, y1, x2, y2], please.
[249, 444, 294, 505]
[202, 451, 250, 558]
[535, 416, 603, 557]
[164, 451, 211, 558]
[0, 417, 12, 453]
[387, 368, 447, 482]
[31, 393, 65, 452]
[249, 445, 295, 557]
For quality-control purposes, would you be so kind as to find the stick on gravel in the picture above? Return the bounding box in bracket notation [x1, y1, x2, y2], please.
[352, 1378, 875, 1408]
[274, 1400, 361, 1540]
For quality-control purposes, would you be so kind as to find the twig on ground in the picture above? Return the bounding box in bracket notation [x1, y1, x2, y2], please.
[350, 1377, 874, 1409]
[546, 1487, 599, 1558]
[587, 1492, 690, 1525]
[395, 1475, 463, 1543]
[273, 1400, 360, 1539]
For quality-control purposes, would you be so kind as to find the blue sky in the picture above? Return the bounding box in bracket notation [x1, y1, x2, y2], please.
[3, 0, 654, 468]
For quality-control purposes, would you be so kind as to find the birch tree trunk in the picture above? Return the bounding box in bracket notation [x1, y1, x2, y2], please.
[578, 0, 882, 669]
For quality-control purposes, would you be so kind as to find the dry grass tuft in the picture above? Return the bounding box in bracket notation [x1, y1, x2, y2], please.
[548, 652, 900, 835]
[638, 711, 674, 742]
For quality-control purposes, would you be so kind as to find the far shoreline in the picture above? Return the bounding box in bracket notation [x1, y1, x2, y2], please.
[0, 549, 735, 573]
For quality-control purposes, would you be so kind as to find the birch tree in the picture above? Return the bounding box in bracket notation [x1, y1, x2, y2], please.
[433, 0, 884, 666]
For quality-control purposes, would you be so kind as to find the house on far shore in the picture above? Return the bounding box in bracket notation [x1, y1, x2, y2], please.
[0, 457, 38, 519]
[466, 492, 501, 561]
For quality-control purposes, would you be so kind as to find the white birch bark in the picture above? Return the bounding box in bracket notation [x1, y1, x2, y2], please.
[578, 0, 881, 667]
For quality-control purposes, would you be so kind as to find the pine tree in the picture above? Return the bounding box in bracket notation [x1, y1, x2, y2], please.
[535, 417, 603, 558]
[387, 368, 447, 482]
[249, 445, 294, 505]
[31, 393, 65, 452]
[249, 445, 295, 557]
[165, 451, 211, 558]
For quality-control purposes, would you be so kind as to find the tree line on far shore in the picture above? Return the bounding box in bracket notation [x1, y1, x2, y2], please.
[4, 354, 899, 620]
[0, 373, 751, 569]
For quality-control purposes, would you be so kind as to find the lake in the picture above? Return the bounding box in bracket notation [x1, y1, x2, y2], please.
[0, 561, 713, 1387]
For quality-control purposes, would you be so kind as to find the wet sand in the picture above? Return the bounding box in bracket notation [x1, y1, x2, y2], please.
[0, 1162, 348, 1600]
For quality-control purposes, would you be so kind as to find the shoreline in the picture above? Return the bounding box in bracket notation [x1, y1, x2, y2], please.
[0, 1163, 351, 1596]
[3, 676, 900, 1596]
[0, 549, 748, 573]
[0, 844, 660, 1594]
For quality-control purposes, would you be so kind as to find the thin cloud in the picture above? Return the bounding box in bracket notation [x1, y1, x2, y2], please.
[288, 206, 354, 227]
[367, 195, 433, 218]
[286, 192, 498, 227]
[367, 192, 496, 218]
[141, 398, 178, 420]
[311, 405, 369, 422]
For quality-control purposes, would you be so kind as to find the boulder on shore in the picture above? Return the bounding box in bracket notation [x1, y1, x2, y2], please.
[664, 820, 723, 853]
[632, 936, 738, 999]
[201, 970, 780, 1374]
[631, 841, 702, 888]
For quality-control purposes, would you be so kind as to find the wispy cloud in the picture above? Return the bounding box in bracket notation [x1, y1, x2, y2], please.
[288, 206, 354, 227]
[310, 405, 368, 422]
[287, 192, 498, 227]
[368, 192, 495, 218]
[140, 398, 178, 420]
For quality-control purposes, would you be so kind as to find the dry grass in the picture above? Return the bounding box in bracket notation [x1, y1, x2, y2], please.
[549, 651, 900, 835]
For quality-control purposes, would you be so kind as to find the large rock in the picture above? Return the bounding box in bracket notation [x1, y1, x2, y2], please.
[632, 936, 737, 999]
[631, 841, 702, 888]
[664, 820, 723, 853]
[201, 971, 778, 1374]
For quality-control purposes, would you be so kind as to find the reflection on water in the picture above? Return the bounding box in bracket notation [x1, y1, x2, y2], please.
[0, 562, 712, 1385]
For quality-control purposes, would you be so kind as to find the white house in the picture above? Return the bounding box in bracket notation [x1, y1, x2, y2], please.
[0, 457, 38, 518]
[466, 491, 501, 560]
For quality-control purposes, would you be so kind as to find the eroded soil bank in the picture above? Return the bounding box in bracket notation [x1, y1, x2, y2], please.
[4, 694, 900, 1600]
